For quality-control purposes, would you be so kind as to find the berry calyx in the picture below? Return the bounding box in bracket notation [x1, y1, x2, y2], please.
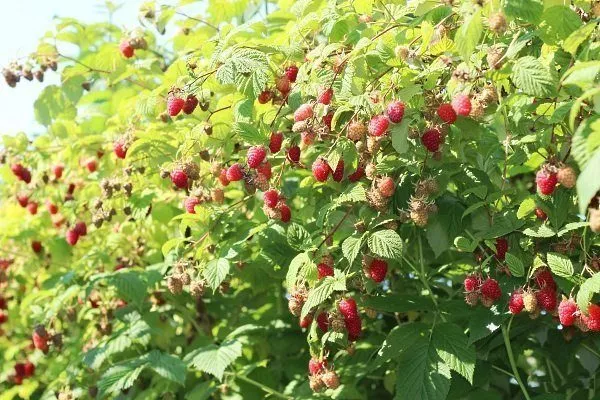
[170, 169, 189, 189]
[368, 115, 389, 137]
[247, 146, 267, 168]
[386, 101, 405, 123]
[421, 128, 443, 152]
[437, 103, 457, 124]
[451, 94, 472, 116]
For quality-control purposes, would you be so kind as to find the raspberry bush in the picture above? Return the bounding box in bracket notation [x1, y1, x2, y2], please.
[1, 0, 600, 399]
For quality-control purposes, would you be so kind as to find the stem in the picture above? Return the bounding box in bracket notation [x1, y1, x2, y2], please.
[315, 206, 353, 250]
[224, 372, 291, 399]
[502, 318, 531, 400]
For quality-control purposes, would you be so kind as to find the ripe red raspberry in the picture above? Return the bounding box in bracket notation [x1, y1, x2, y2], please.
[480, 277, 502, 301]
[386, 101, 405, 123]
[218, 169, 230, 186]
[316, 312, 329, 332]
[46, 201, 58, 214]
[345, 316, 362, 341]
[74, 221, 87, 236]
[86, 158, 97, 172]
[32, 327, 49, 353]
[167, 95, 185, 117]
[535, 208, 547, 220]
[170, 169, 189, 188]
[317, 263, 334, 279]
[534, 268, 556, 291]
[182, 94, 198, 114]
[11, 163, 25, 177]
[299, 314, 313, 329]
[495, 237, 508, 260]
[258, 90, 273, 104]
[451, 94, 472, 116]
[279, 203, 291, 223]
[113, 140, 127, 159]
[308, 358, 327, 375]
[52, 164, 64, 179]
[256, 161, 272, 179]
[338, 298, 358, 319]
[312, 159, 331, 182]
[284, 65, 298, 82]
[332, 160, 344, 182]
[23, 362, 35, 377]
[17, 193, 29, 207]
[463, 274, 481, 292]
[294, 103, 313, 122]
[318, 88, 333, 105]
[287, 146, 301, 163]
[558, 298, 578, 326]
[67, 183, 76, 195]
[184, 197, 201, 213]
[276, 75, 291, 94]
[0, 311, 7, 324]
[119, 39, 134, 58]
[31, 241, 42, 253]
[269, 132, 283, 153]
[536, 287, 557, 311]
[301, 131, 315, 146]
[421, 128, 443, 152]
[536, 169, 558, 195]
[27, 201, 38, 215]
[247, 146, 267, 168]
[14, 363, 26, 378]
[321, 113, 333, 131]
[66, 228, 79, 246]
[263, 190, 279, 208]
[226, 163, 244, 181]
[437, 103, 457, 124]
[378, 177, 395, 197]
[585, 304, 600, 331]
[368, 259, 388, 283]
[508, 290, 524, 314]
[348, 166, 365, 182]
[368, 115, 390, 137]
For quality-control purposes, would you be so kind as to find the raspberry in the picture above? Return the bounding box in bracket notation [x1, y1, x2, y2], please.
[119, 39, 134, 58]
[287, 146, 301, 163]
[284, 65, 298, 82]
[451, 94, 472, 116]
[263, 190, 279, 208]
[318, 88, 333, 105]
[309, 358, 327, 375]
[535, 208, 547, 220]
[14, 363, 26, 378]
[269, 132, 283, 153]
[113, 140, 127, 159]
[463, 274, 481, 292]
[279, 203, 291, 223]
[301, 131, 315, 146]
[346, 316, 362, 341]
[20, 169, 32, 183]
[167, 95, 185, 117]
[299, 314, 313, 328]
[368, 115, 390, 137]
[509, 290, 524, 314]
[558, 298, 578, 326]
[27, 201, 38, 215]
[0, 311, 7, 324]
[536, 169, 558, 195]
[23, 362, 35, 377]
[218, 169, 230, 186]
[480, 277, 502, 301]
[309, 375, 325, 392]
[378, 177, 395, 197]
[557, 166, 576, 189]
[17, 193, 29, 207]
[421, 128, 443, 152]
[74, 221, 87, 236]
[338, 298, 358, 319]
[226, 163, 244, 181]
[536, 287, 557, 311]
[86, 158, 97, 172]
[488, 12, 507, 34]
[317, 263, 334, 279]
[11, 163, 25, 177]
[182, 94, 198, 114]
[316, 312, 329, 332]
[46, 201, 58, 214]
[66, 229, 79, 246]
[184, 197, 201, 213]
[348, 166, 365, 182]
[523, 290, 538, 313]
[276, 75, 291, 94]
[322, 370, 340, 389]
[257, 90, 273, 104]
[495, 237, 508, 260]
[332, 160, 344, 182]
[437, 103, 457, 124]
[347, 121, 366, 141]
[368, 259, 388, 283]
[212, 188, 225, 204]
[534, 268, 556, 290]
[32, 326, 49, 353]
[247, 146, 267, 168]
[31, 241, 42, 253]
[386, 101, 405, 123]
[256, 161, 272, 179]
[294, 103, 313, 122]
[312, 158, 331, 182]
[584, 304, 600, 331]
[170, 169, 189, 188]
[52, 164, 64, 179]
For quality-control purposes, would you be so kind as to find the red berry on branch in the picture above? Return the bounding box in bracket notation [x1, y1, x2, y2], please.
[284, 65, 298, 83]
[535, 207, 547, 220]
[31, 241, 42, 254]
[247, 146, 267, 169]
[170, 169, 189, 188]
[536, 169, 558, 196]
[368, 259, 388, 283]
[495, 237, 508, 260]
[167, 95, 185, 117]
[113, 140, 127, 159]
[66, 229, 79, 246]
[276, 75, 291, 94]
[536, 287, 557, 311]
[318, 88, 333, 105]
[338, 298, 358, 319]
[86, 159, 97, 172]
[317, 263, 334, 279]
[558, 298, 578, 326]
[378, 177, 395, 197]
[316, 312, 329, 332]
[463, 274, 481, 292]
[52, 164, 64, 179]
[534, 268, 556, 291]
[258, 90, 273, 104]
[287, 146, 301, 163]
[481, 278, 502, 302]
[332, 160, 344, 182]
[437, 103, 457, 124]
[269, 132, 283, 153]
[386, 101, 405, 123]
[348, 166, 365, 182]
[294, 103, 313, 122]
[263, 190, 279, 208]
[17, 193, 29, 207]
[218, 169, 230, 186]
[182, 94, 198, 114]
[508, 290, 524, 314]
[119, 39, 134, 58]
[27, 201, 38, 215]
[421, 128, 443, 152]
[312, 158, 331, 182]
[256, 161, 272, 179]
[452, 94, 472, 116]
[299, 314, 313, 328]
[226, 163, 244, 182]
[368, 115, 389, 137]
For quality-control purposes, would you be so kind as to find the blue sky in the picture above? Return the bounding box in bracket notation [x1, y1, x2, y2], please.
[0, 1, 143, 136]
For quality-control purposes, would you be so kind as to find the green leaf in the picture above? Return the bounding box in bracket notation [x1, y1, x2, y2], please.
[503, 0, 543, 23]
[511, 56, 557, 97]
[504, 253, 525, 277]
[146, 351, 187, 385]
[353, 0, 372, 14]
[536, 6, 581, 45]
[98, 359, 146, 396]
[287, 223, 313, 251]
[286, 252, 312, 288]
[577, 274, 600, 313]
[368, 229, 403, 259]
[342, 234, 364, 266]
[363, 295, 435, 313]
[577, 150, 600, 214]
[432, 323, 476, 384]
[563, 22, 598, 55]
[454, 236, 477, 253]
[301, 275, 345, 318]
[522, 225, 556, 238]
[203, 258, 231, 291]
[109, 271, 147, 305]
[391, 119, 409, 154]
[546, 252, 574, 278]
[376, 323, 429, 366]
[455, 9, 483, 62]
[468, 306, 509, 343]
[517, 197, 536, 219]
[333, 183, 367, 205]
[232, 122, 269, 145]
[185, 340, 242, 381]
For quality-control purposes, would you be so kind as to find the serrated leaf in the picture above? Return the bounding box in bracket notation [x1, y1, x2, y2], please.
[98, 359, 146, 397]
[546, 252, 574, 278]
[503, 0, 543, 23]
[504, 253, 525, 277]
[109, 271, 147, 305]
[232, 122, 269, 144]
[286, 252, 312, 288]
[517, 197, 536, 219]
[577, 150, 600, 214]
[577, 274, 600, 313]
[433, 323, 475, 384]
[300, 278, 337, 318]
[185, 340, 242, 381]
[522, 225, 556, 238]
[391, 119, 409, 154]
[334, 183, 367, 205]
[511, 56, 557, 97]
[454, 236, 477, 252]
[146, 351, 186, 385]
[368, 229, 403, 259]
[287, 223, 313, 251]
[342, 234, 364, 265]
[203, 258, 230, 291]
[455, 9, 482, 63]
[563, 22, 597, 55]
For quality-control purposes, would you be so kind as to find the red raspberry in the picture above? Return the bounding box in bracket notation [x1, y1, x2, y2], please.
[258, 90, 273, 104]
[368, 259, 388, 283]
[276, 75, 291, 94]
[52, 164, 64, 179]
[66, 228, 79, 246]
[170, 169, 189, 188]
[317, 263, 334, 279]
[263, 190, 279, 208]
[119, 39, 134, 58]
[301, 131, 315, 146]
[32, 330, 49, 353]
[463, 274, 481, 292]
[287, 146, 301, 163]
[558, 298, 578, 326]
[495, 237, 508, 260]
[338, 298, 358, 319]
[113, 140, 127, 159]
[11, 163, 25, 177]
[322, 113, 333, 130]
[74, 221, 87, 236]
[218, 169, 230, 186]
[368, 115, 390, 137]
[269, 132, 283, 153]
[256, 161, 272, 179]
[294, 103, 313, 122]
[299, 314, 313, 328]
[86, 158, 97, 172]
[308, 358, 327, 375]
[332, 160, 344, 182]
[279, 203, 291, 223]
[318, 88, 333, 105]
[14, 363, 26, 378]
[27, 201, 38, 215]
[346, 316, 362, 341]
[536, 169, 558, 195]
[167, 95, 185, 117]
[20, 169, 32, 183]
[451, 94, 472, 116]
[585, 304, 600, 331]
[31, 241, 42, 253]
[0, 297, 6, 310]
[348, 166, 365, 182]
[0, 311, 7, 324]
[184, 197, 201, 213]
[17, 193, 29, 207]
[386, 101, 405, 123]
[378, 177, 395, 197]
[23, 362, 35, 377]
[226, 163, 244, 181]
[437, 103, 457, 124]
[536, 287, 557, 311]
[312, 159, 331, 182]
[182, 94, 198, 114]
[67, 183, 76, 195]
[247, 146, 267, 168]
[508, 290, 524, 314]
[480, 278, 502, 301]
[421, 128, 443, 152]
[46, 201, 58, 214]
[535, 208, 547, 220]
[534, 268, 556, 291]
[316, 312, 329, 332]
[284, 65, 298, 83]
